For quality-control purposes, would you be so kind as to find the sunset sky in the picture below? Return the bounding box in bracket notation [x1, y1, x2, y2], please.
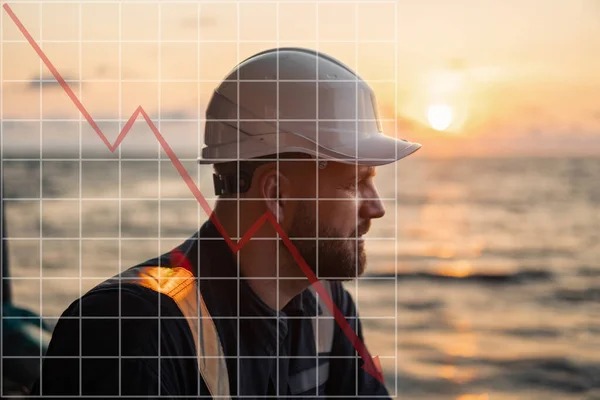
[1, 0, 599, 157]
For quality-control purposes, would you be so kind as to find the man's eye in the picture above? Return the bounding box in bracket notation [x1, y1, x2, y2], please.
[342, 178, 369, 191]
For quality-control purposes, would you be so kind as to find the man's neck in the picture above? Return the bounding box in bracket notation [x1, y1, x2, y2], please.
[238, 243, 311, 311]
[214, 205, 310, 311]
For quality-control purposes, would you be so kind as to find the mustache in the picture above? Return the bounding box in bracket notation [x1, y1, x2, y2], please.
[351, 222, 371, 238]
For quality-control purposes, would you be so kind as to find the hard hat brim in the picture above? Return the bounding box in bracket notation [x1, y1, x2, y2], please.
[329, 133, 422, 166]
[197, 133, 422, 166]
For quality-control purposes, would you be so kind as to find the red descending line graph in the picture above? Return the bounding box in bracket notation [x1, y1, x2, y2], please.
[2, 3, 384, 384]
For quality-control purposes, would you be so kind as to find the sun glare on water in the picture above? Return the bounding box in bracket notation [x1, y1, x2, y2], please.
[427, 104, 454, 131]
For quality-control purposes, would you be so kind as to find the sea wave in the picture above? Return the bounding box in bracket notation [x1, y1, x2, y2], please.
[367, 269, 553, 284]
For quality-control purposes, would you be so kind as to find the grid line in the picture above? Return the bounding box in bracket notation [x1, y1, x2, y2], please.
[6, 355, 397, 359]
[0, 0, 3, 392]
[354, 3, 359, 395]
[2, 39, 396, 44]
[117, 1, 123, 394]
[275, 3, 280, 395]
[2, 196, 398, 201]
[394, 0, 399, 396]
[235, 2, 241, 395]
[196, 2, 202, 395]
[0, 0, 396, 4]
[38, 3, 44, 394]
[2, 236, 398, 241]
[157, 2, 162, 396]
[315, 3, 320, 393]
[2, 78, 398, 83]
[1, 1, 398, 396]
[77, 2, 84, 395]
[2, 117, 400, 121]
[4, 276, 399, 281]
[3, 316, 395, 321]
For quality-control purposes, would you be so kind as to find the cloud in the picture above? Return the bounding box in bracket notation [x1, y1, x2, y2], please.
[159, 109, 194, 120]
[28, 74, 80, 90]
[2, 120, 36, 132]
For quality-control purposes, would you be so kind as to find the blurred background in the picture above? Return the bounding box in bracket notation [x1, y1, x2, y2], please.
[1, 1, 599, 399]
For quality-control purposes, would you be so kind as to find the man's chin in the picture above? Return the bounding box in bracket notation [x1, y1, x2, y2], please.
[285, 240, 367, 280]
[317, 258, 367, 281]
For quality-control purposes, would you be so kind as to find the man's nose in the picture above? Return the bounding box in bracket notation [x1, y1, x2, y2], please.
[359, 189, 386, 220]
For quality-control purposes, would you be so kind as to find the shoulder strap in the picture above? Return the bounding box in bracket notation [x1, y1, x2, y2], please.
[97, 266, 230, 398]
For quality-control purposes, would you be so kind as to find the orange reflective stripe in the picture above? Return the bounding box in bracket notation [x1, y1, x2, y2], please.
[99, 266, 230, 398]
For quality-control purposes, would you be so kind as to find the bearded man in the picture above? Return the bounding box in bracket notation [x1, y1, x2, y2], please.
[32, 48, 421, 398]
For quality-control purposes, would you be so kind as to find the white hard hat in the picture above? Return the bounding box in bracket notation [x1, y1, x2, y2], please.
[198, 47, 421, 166]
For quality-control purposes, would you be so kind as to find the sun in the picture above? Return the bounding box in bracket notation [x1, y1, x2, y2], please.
[427, 104, 454, 131]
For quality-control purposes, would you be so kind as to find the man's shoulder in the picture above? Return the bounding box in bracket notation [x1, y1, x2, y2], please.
[64, 273, 182, 319]
[53, 274, 195, 354]
[36, 269, 203, 397]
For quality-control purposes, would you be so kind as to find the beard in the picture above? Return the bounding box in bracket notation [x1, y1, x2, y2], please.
[284, 202, 367, 280]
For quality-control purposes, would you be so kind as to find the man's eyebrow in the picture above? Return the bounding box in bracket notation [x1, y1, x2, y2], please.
[339, 167, 376, 189]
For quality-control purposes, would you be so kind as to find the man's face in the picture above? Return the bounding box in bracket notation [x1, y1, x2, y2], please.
[285, 163, 385, 280]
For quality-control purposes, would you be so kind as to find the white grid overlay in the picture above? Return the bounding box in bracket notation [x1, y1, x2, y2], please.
[38, 3, 43, 394]
[0, 1, 400, 397]
[0, 3, 2, 391]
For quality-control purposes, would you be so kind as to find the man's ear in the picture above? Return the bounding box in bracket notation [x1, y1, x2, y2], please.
[258, 167, 292, 225]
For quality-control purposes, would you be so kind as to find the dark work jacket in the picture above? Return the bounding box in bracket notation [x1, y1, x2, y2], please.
[31, 220, 390, 398]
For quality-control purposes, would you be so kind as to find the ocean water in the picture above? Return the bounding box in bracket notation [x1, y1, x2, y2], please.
[2, 156, 599, 399]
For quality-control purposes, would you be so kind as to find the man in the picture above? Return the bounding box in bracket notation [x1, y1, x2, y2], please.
[31, 48, 421, 397]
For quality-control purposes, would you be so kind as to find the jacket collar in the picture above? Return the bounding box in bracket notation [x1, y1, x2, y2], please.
[186, 220, 322, 352]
